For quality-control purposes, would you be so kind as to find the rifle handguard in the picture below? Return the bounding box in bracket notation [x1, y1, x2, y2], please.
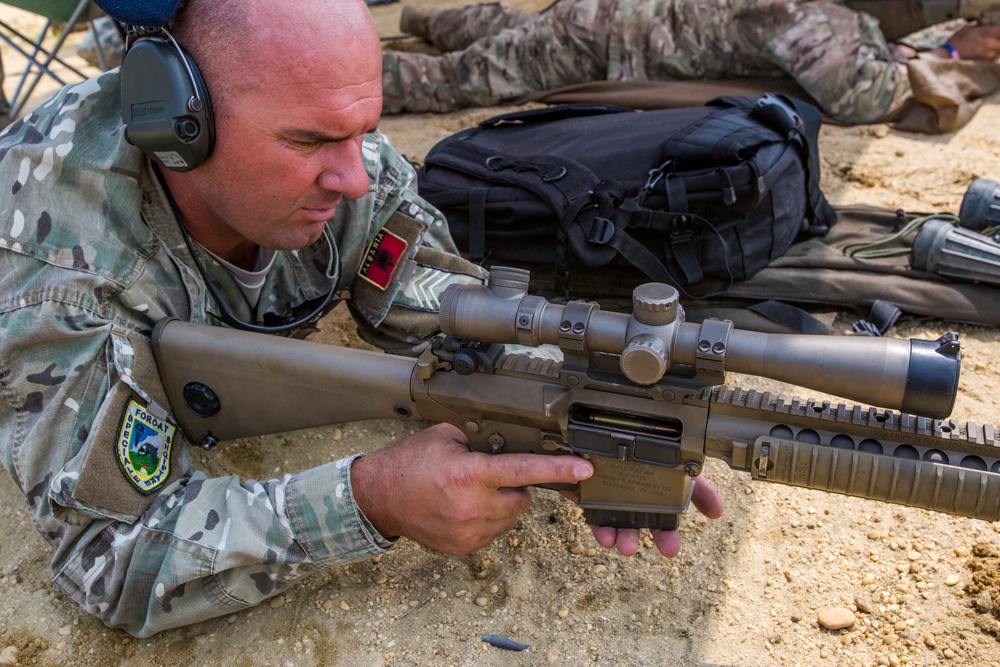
[749, 436, 1000, 522]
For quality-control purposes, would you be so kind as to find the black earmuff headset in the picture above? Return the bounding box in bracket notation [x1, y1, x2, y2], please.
[119, 27, 215, 172]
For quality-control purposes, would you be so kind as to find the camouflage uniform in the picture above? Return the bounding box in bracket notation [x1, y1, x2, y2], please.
[0, 71, 484, 636]
[382, 0, 923, 124]
[894, 18, 969, 50]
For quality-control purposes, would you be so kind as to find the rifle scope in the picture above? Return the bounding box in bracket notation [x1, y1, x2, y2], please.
[439, 267, 961, 419]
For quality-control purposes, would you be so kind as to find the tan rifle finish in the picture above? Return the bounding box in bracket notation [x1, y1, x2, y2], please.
[153, 268, 994, 530]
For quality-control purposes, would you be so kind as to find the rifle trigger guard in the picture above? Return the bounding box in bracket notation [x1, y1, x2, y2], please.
[695, 318, 733, 374]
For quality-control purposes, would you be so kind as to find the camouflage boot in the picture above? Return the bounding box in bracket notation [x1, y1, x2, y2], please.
[399, 5, 433, 41]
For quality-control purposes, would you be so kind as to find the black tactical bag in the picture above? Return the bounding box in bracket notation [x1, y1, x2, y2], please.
[417, 94, 836, 296]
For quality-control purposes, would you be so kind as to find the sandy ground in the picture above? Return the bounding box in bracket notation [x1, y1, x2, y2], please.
[3, 2, 1000, 666]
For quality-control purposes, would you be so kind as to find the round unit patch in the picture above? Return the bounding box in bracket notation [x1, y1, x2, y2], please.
[116, 399, 176, 494]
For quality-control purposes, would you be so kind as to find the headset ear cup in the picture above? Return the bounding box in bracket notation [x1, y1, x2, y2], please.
[120, 38, 215, 171]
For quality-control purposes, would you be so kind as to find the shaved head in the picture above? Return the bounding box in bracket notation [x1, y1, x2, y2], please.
[172, 0, 380, 115]
[159, 0, 384, 266]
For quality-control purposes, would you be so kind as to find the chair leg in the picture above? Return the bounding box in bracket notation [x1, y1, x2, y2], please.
[7, 0, 93, 119]
[0, 19, 87, 80]
[9, 20, 56, 109]
[0, 47, 8, 121]
[89, 21, 108, 71]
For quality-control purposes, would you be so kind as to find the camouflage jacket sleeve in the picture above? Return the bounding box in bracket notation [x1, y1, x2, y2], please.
[764, 2, 912, 124]
[0, 268, 395, 637]
[895, 19, 968, 51]
[0, 75, 452, 637]
[332, 131, 486, 356]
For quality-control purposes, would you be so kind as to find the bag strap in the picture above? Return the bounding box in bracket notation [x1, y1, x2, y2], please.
[713, 93, 837, 235]
[568, 95, 830, 297]
[747, 300, 835, 335]
[595, 179, 717, 289]
[851, 300, 904, 336]
[425, 144, 602, 270]
[425, 141, 604, 280]
[581, 181, 735, 298]
[467, 187, 489, 261]
[424, 142, 599, 212]
[627, 95, 791, 230]
[660, 101, 783, 165]
[478, 104, 631, 128]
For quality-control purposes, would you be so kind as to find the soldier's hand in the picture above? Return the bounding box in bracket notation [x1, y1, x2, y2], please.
[351, 423, 594, 555]
[588, 475, 724, 558]
[937, 23, 1000, 61]
[890, 43, 917, 62]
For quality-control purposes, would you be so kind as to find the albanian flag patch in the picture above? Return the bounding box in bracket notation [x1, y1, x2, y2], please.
[358, 228, 408, 290]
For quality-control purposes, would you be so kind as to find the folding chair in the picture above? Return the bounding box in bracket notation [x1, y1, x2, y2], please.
[0, 0, 111, 120]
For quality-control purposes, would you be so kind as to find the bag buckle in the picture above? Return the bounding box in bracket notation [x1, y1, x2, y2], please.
[668, 215, 694, 244]
[642, 159, 673, 196]
[751, 93, 804, 141]
[485, 155, 507, 171]
[587, 217, 616, 245]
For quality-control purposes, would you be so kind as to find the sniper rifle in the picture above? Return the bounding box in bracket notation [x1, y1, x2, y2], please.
[151, 267, 1000, 531]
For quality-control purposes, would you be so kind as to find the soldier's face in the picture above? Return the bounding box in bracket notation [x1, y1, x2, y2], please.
[174, 31, 383, 254]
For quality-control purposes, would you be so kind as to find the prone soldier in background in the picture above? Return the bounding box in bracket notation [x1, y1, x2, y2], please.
[382, 0, 1000, 124]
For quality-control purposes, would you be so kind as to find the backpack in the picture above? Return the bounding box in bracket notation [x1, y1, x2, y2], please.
[483, 205, 1000, 335]
[416, 94, 837, 297]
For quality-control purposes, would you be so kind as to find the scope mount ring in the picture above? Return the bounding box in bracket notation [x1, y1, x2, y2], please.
[695, 318, 733, 374]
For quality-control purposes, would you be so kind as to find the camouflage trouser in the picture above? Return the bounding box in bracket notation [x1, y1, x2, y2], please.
[418, 2, 534, 53]
[381, 0, 914, 124]
[383, 0, 618, 114]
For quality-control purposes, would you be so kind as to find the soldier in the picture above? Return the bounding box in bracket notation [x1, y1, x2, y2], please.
[0, 0, 724, 637]
[383, 0, 1000, 124]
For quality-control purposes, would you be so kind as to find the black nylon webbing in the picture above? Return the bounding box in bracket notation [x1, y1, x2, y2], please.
[467, 187, 488, 260]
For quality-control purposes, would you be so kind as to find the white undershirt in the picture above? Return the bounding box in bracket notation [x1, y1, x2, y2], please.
[199, 244, 277, 309]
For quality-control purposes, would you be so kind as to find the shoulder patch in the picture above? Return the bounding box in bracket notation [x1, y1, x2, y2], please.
[116, 399, 176, 495]
[358, 228, 409, 290]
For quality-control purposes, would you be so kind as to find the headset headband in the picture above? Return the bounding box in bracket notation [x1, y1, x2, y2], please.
[94, 0, 184, 29]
